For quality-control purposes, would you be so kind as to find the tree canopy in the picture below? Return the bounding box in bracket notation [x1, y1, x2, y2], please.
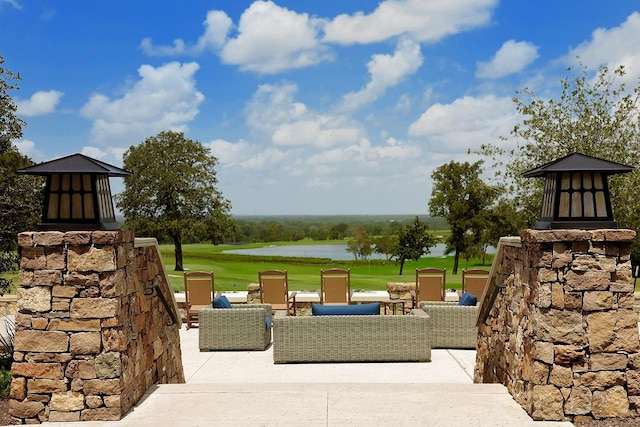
[478, 63, 640, 234]
[346, 225, 373, 260]
[116, 130, 234, 271]
[390, 216, 436, 275]
[429, 160, 497, 274]
[0, 54, 42, 295]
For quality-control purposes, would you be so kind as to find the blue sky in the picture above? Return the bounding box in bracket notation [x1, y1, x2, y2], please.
[2, 1, 640, 215]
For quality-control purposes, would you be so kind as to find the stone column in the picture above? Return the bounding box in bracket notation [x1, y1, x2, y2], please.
[475, 229, 640, 423]
[9, 230, 185, 424]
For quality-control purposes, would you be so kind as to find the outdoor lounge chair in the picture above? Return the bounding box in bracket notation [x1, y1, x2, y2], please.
[319, 268, 352, 304]
[258, 269, 297, 316]
[420, 301, 478, 349]
[184, 271, 216, 329]
[462, 268, 490, 301]
[407, 268, 446, 312]
[199, 304, 272, 351]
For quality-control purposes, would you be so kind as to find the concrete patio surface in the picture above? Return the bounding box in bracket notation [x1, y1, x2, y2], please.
[42, 325, 574, 426]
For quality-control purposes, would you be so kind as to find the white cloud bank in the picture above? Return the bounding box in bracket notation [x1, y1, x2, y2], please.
[476, 40, 539, 79]
[220, 1, 330, 74]
[245, 82, 364, 149]
[80, 61, 204, 149]
[142, 1, 330, 74]
[564, 12, 640, 83]
[409, 94, 517, 153]
[323, 0, 497, 45]
[141, 10, 233, 56]
[341, 38, 423, 111]
[141, 0, 497, 75]
[16, 90, 64, 116]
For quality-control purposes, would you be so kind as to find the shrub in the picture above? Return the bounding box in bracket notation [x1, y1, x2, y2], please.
[0, 369, 11, 398]
[0, 316, 14, 371]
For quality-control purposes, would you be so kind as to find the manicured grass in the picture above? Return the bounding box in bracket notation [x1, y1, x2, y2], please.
[161, 241, 493, 293]
[1, 238, 493, 295]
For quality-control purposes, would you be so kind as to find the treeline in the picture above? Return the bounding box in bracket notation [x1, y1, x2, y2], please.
[228, 215, 448, 244]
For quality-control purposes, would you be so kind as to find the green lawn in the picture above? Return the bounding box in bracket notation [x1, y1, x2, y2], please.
[161, 240, 493, 293]
[1, 238, 493, 295]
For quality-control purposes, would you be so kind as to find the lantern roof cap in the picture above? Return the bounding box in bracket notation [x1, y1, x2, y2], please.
[522, 152, 633, 178]
[17, 153, 131, 177]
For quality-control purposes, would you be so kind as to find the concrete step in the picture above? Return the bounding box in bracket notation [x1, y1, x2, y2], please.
[44, 382, 574, 426]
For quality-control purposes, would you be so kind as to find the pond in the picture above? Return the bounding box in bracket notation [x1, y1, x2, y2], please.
[222, 243, 494, 260]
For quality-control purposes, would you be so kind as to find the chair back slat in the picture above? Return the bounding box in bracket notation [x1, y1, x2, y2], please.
[261, 277, 287, 305]
[259, 270, 289, 308]
[183, 271, 215, 329]
[320, 268, 350, 304]
[323, 277, 347, 303]
[415, 268, 446, 302]
[462, 269, 490, 299]
[184, 272, 214, 306]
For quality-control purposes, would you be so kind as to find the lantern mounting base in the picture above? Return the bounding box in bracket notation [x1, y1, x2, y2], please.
[36, 221, 121, 232]
[535, 220, 618, 230]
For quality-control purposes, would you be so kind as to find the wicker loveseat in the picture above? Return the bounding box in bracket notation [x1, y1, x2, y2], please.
[272, 307, 431, 363]
[419, 301, 478, 349]
[199, 304, 272, 351]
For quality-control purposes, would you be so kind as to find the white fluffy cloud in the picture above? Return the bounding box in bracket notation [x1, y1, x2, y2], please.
[80, 61, 204, 147]
[141, 2, 329, 73]
[564, 12, 640, 83]
[245, 82, 363, 148]
[140, 0, 497, 75]
[341, 38, 423, 111]
[140, 10, 233, 55]
[323, 0, 497, 45]
[14, 138, 45, 161]
[409, 94, 517, 153]
[208, 138, 253, 165]
[16, 90, 64, 116]
[476, 40, 539, 79]
[220, 1, 330, 74]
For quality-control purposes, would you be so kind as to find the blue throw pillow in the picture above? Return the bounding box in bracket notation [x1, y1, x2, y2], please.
[212, 295, 232, 308]
[265, 316, 272, 330]
[311, 302, 380, 316]
[459, 292, 477, 306]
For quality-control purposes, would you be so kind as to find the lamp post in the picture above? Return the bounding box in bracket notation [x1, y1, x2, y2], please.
[522, 152, 633, 230]
[18, 153, 131, 231]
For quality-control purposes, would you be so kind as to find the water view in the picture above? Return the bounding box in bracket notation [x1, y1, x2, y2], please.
[222, 243, 494, 260]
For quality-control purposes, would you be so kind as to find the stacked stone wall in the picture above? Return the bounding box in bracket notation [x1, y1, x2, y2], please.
[9, 231, 184, 424]
[474, 229, 639, 423]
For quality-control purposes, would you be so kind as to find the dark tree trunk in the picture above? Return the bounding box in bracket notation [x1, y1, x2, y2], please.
[398, 257, 405, 275]
[173, 232, 184, 271]
[453, 249, 460, 275]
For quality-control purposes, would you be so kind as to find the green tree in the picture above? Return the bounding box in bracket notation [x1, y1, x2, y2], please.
[329, 223, 349, 240]
[391, 216, 436, 275]
[0, 55, 42, 295]
[117, 130, 233, 271]
[346, 225, 373, 260]
[373, 235, 398, 261]
[429, 160, 497, 275]
[478, 63, 640, 234]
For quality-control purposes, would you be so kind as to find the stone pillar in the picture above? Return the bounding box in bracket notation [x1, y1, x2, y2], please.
[474, 229, 640, 423]
[247, 283, 260, 303]
[9, 231, 184, 424]
[387, 282, 414, 300]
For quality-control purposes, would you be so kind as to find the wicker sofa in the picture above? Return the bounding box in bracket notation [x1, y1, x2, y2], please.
[199, 304, 272, 351]
[272, 308, 431, 363]
[419, 301, 478, 349]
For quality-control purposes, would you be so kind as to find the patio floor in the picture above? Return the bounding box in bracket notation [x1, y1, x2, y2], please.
[40, 325, 573, 426]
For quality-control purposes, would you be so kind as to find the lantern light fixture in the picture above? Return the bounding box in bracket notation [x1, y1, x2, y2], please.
[18, 153, 131, 231]
[522, 152, 633, 230]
